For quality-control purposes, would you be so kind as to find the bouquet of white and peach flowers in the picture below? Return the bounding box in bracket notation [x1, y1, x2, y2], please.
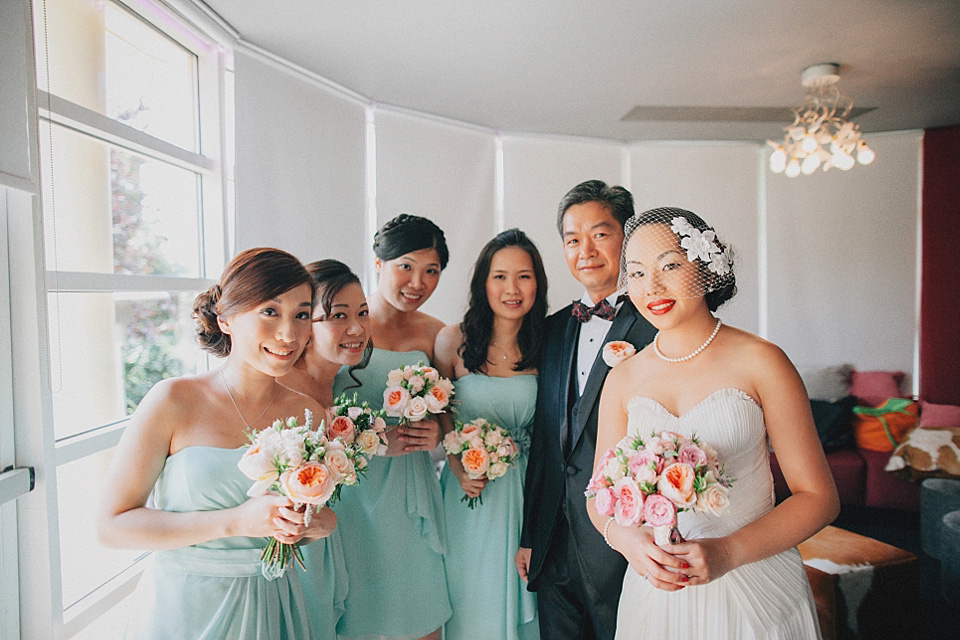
[442, 417, 519, 508]
[585, 430, 734, 545]
[238, 409, 367, 579]
[329, 392, 389, 466]
[382, 361, 454, 425]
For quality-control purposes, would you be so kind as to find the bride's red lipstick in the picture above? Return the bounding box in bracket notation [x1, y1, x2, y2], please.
[647, 299, 675, 315]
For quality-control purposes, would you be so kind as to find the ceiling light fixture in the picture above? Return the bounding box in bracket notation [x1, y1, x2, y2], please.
[767, 63, 875, 177]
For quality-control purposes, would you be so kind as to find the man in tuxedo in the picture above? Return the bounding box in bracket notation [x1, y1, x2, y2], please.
[516, 180, 656, 639]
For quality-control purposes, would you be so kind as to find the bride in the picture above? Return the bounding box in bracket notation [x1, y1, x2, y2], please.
[588, 207, 839, 639]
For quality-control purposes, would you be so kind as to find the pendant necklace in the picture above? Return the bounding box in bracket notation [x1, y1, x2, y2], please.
[221, 369, 278, 429]
[490, 342, 518, 362]
[653, 318, 722, 363]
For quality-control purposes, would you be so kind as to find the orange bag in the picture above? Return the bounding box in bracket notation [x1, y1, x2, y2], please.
[851, 398, 919, 452]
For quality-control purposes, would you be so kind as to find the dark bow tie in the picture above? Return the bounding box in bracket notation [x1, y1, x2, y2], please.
[572, 298, 617, 323]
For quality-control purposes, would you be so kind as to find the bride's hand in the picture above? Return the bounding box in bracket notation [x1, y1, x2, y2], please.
[669, 536, 735, 586]
[609, 524, 690, 592]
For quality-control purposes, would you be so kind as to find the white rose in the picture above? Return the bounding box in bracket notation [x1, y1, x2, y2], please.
[357, 429, 382, 456]
[484, 429, 503, 447]
[487, 460, 509, 479]
[387, 369, 405, 387]
[408, 375, 426, 393]
[404, 396, 429, 422]
[347, 406, 363, 421]
[603, 456, 625, 482]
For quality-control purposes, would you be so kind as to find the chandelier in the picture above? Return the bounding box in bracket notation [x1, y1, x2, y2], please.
[767, 63, 875, 177]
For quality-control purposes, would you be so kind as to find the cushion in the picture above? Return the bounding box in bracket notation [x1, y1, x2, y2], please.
[850, 371, 904, 407]
[811, 396, 856, 453]
[800, 364, 854, 402]
[850, 370, 905, 407]
[886, 427, 960, 480]
[851, 398, 919, 452]
[919, 401, 960, 428]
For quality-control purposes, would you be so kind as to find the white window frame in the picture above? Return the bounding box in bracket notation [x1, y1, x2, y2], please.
[12, 1, 235, 637]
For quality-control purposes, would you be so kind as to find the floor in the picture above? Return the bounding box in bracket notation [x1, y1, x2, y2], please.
[832, 505, 960, 639]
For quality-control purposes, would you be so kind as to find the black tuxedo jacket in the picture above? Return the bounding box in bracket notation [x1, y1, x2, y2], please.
[521, 299, 656, 607]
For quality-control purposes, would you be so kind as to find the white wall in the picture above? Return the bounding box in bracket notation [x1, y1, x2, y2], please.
[234, 49, 367, 267]
[766, 131, 922, 384]
[232, 57, 922, 381]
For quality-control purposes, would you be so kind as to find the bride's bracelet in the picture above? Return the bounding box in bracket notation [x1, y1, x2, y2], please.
[603, 516, 615, 549]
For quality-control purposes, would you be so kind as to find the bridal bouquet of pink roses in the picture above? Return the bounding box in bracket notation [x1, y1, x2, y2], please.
[382, 361, 454, 425]
[585, 430, 734, 545]
[442, 417, 519, 508]
[238, 408, 365, 579]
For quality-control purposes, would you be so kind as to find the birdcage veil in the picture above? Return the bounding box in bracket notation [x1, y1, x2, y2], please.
[618, 207, 737, 309]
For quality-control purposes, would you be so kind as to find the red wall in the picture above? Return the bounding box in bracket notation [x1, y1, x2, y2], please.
[920, 125, 960, 404]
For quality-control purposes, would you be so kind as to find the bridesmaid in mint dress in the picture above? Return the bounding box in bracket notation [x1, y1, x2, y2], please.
[98, 248, 338, 639]
[332, 214, 452, 640]
[279, 259, 372, 638]
[434, 229, 548, 640]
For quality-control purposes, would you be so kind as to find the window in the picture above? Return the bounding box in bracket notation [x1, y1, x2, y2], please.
[30, 0, 232, 635]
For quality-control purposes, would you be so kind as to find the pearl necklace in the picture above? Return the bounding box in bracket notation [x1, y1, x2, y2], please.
[653, 318, 722, 363]
[221, 369, 278, 429]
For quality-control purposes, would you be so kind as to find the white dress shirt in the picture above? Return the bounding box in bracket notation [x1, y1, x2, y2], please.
[575, 291, 623, 396]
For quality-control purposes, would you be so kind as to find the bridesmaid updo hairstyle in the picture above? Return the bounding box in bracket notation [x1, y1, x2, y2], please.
[193, 247, 314, 357]
[373, 214, 450, 270]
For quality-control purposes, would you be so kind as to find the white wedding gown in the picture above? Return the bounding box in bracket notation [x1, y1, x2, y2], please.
[616, 388, 821, 640]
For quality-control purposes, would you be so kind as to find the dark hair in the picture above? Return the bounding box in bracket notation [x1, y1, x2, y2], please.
[305, 259, 371, 387]
[556, 179, 634, 235]
[373, 214, 449, 270]
[459, 229, 548, 373]
[629, 207, 737, 311]
[193, 247, 314, 357]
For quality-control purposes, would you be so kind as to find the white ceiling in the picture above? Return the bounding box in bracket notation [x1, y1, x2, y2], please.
[202, 0, 960, 142]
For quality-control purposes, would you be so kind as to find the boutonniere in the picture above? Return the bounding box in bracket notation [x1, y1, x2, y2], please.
[602, 340, 637, 368]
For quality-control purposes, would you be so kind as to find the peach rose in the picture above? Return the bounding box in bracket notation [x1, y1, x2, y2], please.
[642, 493, 676, 527]
[487, 460, 509, 479]
[696, 480, 731, 516]
[279, 462, 335, 505]
[601, 340, 637, 368]
[238, 443, 277, 481]
[325, 449, 357, 485]
[420, 366, 440, 383]
[460, 423, 481, 440]
[442, 430, 462, 454]
[425, 384, 450, 413]
[357, 429, 385, 456]
[613, 477, 644, 526]
[383, 386, 411, 417]
[658, 462, 697, 508]
[461, 447, 490, 479]
[372, 416, 387, 433]
[326, 415, 356, 444]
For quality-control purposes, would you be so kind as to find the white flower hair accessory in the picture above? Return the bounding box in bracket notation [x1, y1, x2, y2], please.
[670, 217, 732, 276]
[602, 340, 637, 368]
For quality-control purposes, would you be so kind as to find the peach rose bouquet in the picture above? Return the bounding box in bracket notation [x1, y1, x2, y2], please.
[382, 361, 454, 425]
[238, 408, 359, 579]
[585, 430, 734, 546]
[442, 417, 519, 508]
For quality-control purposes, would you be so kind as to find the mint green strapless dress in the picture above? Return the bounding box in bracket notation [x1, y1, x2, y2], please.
[301, 527, 348, 638]
[124, 446, 315, 639]
[440, 373, 540, 640]
[332, 348, 451, 640]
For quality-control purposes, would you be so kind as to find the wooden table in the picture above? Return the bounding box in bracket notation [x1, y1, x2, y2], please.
[798, 525, 918, 640]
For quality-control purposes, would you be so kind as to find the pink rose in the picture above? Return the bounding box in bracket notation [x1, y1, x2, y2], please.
[383, 386, 411, 417]
[601, 340, 637, 368]
[678, 443, 707, 468]
[627, 450, 659, 485]
[372, 416, 387, 433]
[594, 487, 616, 516]
[497, 438, 516, 459]
[442, 430, 462, 454]
[326, 415, 356, 444]
[613, 477, 644, 526]
[238, 442, 277, 481]
[642, 493, 676, 527]
[587, 456, 613, 492]
[657, 462, 697, 508]
[324, 449, 355, 483]
[279, 462, 336, 505]
[645, 436, 669, 456]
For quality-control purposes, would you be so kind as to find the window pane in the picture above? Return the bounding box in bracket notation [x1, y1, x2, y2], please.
[39, 123, 202, 277]
[34, 0, 199, 151]
[57, 447, 143, 609]
[49, 291, 208, 440]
